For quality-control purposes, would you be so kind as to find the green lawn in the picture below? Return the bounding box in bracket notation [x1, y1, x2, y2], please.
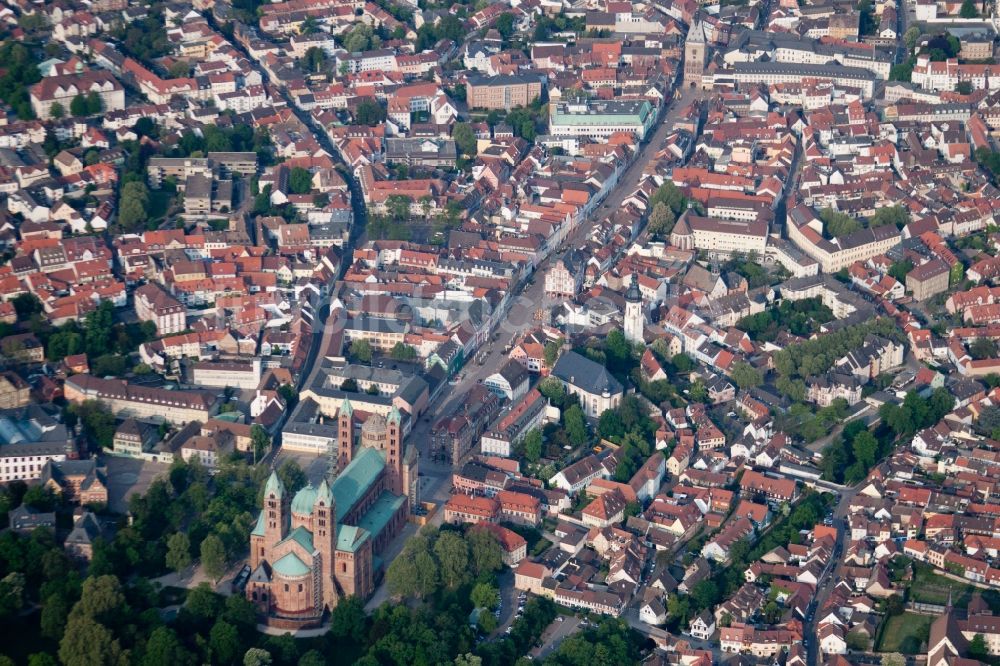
[911, 562, 977, 607]
[877, 613, 932, 654]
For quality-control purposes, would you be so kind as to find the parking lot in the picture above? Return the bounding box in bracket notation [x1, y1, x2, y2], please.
[528, 615, 584, 660]
[495, 576, 525, 637]
[103, 456, 170, 513]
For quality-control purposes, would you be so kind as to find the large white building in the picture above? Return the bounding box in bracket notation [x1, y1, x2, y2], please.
[787, 205, 900, 273]
[30, 71, 125, 120]
[549, 99, 658, 141]
[718, 62, 877, 99]
[669, 213, 769, 258]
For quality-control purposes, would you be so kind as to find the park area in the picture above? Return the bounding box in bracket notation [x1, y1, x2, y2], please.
[877, 613, 932, 654]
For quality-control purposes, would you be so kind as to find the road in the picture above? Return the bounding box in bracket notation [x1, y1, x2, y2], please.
[804, 481, 863, 666]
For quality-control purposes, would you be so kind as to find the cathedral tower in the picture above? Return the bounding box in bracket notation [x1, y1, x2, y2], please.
[338, 397, 354, 472]
[385, 407, 403, 496]
[263, 471, 286, 548]
[313, 479, 338, 610]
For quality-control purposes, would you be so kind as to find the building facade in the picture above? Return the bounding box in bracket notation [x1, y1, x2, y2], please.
[467, 74, 544, 110]
[134, 283, 186, 335]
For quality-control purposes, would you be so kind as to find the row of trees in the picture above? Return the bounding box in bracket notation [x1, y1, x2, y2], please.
[50, 92, 103, 120]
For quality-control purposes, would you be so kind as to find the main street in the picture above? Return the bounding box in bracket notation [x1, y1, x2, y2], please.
[405, 86, 709, 521]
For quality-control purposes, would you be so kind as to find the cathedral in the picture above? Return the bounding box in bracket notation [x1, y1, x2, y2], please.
[246, 399, 418, 628]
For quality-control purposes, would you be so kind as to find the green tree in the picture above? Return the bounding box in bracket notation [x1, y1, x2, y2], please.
[496, 13, 516, 39]
[243, 648, 272, 666]
[890, 58, 915, 82]
[49, 102, 65, 119]
[343, 24, 379, 52]
[523, 428, 543, 462]
[389, 342, 417, 361]
[543, 340, 561, 367]
[69, 575, 126, 625]
[538, 376, 565, 405]
[277, 459, 307, 494]
[0, 572, 24, 619]
[385, 194, 412, 221]
[852, 431, 878, 469]
[70, 94, 88, 117]
[298, 651, 325, 666]
[23, 485, 55, 510]
[40, 593, 69, 641]
[303, 46, 326, 73]
[969, 634, 989, 660]
[471, 582, 499, 610]
[185, 583, 222, 623]
[819, 208, 860, 238]
[434, 531, 469, 588]
[141, 627, 194, 666]
[47, 330, 83, 362]
[650, 182, 686, 214]
[960, 0, 979, 17]
[730, 361, 763, 389]
[452, 122, 477, 157]
[564, 404, 589, 446]
[883, 653, 906, 666]
[350, 339, 373, 363]
[467, 528, 503, 576]
[871, 205, 909, 229]
[12, 292, 42, 319]
[690, 579, 720, 610]
[118, 181, 150, 231]
[59, 616, 127, 666]
[667, 593, 691, 625]
[250, 425, 271, 461]
[689, 380, 708, 403]
[200, 534, 227, 582]
[354, 98, 386, 126]
[28, 654, 58, 666]
[165, 532, 191, 573]
[86, 91, 102, 115]
[209, 620, 240, 665]
[672, 353, 694, 373]
[647, 202, 676, 237]
[903, 26, 921, 50]
[288, 167, 312, 194]
[971, 337, 998, 360]
[329, 596, 367, 642]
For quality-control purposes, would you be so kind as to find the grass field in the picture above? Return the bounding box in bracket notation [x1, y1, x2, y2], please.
[877, 613, 932, 654]
[911, 562, 977, 607]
